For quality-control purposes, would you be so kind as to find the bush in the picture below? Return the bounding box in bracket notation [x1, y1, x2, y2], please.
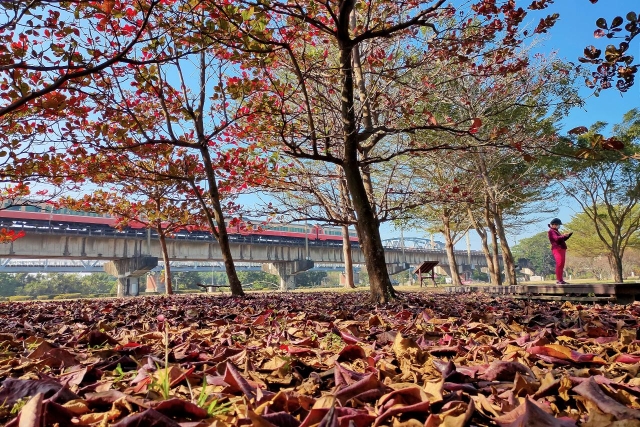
[93, 293, 116, 298]
[8, 295, 31, 302]
[52, 293, 83, 300]
[175, 290, 201, 294]
[36, 295, 52, 300]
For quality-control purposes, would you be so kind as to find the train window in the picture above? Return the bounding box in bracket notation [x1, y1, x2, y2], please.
[25, 206, 41, 212]
[7, 205, 22, 211]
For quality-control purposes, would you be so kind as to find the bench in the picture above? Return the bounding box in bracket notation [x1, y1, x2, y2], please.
[414, 261, 439, 287]
[196, 283, 228, 293]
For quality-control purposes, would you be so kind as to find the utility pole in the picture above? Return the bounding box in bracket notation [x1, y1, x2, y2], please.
[305, 220, 310, 259]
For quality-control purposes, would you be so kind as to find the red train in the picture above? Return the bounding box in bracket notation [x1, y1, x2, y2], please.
[0, 204, 359, 244]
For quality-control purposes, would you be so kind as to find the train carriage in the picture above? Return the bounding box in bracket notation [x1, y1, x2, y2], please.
[0, 204, 359, 246]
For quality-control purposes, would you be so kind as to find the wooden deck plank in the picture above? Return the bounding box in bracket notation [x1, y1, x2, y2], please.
[444, 282, 640, 304]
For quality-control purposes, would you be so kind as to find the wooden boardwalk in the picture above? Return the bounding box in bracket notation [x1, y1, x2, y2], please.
[444, 283, 640, 304]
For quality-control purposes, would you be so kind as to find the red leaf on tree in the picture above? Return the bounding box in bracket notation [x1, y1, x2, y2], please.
[469, 118, 482, 134]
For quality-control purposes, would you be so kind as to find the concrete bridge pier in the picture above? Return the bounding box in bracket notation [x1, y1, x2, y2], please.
[387, 262, 411, 275]
[262, 259, 314, 291]
[104, 256, 158, 297]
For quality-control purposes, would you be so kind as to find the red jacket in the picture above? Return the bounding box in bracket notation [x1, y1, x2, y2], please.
[548, 228, 569, 250]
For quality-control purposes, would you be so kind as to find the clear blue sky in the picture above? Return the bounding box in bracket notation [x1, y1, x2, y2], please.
[390, 0, 640, 249]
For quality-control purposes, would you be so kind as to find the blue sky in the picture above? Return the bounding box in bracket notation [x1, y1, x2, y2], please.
[388, 0, 640, 249]
[547, 0, 639, 131]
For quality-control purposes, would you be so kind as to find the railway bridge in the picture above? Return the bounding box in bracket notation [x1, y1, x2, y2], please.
[0, 226, 489, 296]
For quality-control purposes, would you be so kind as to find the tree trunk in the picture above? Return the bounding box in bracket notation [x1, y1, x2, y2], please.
[493, 206, 517, 286]
[467, 209, 491, 280]
[443, 233, 462, 286]
[338, 31, 394, 303]
[158, 230, 173, 295]
[342, 224, 356, 288]
[467, 206, 496, 283]
[338, 168, 356, 289]
[608, 252, 624, 283]
[350, 11, 377, 214]
[442, 212, 462, 286]
[483, 197, 502, 286]
[199, 145, 244, 297]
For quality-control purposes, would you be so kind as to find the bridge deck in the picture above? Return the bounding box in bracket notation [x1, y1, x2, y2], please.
[445, 283, 640, 304]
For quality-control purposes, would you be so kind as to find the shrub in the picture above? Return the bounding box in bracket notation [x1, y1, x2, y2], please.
[175, 290, 201, 294]
[53, 293, 82, 300]
[36, 295, 52, 300]
[8, 296, 31, 302]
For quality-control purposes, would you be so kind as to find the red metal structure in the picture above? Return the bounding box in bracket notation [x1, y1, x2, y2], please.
[0, 205, 359, 245]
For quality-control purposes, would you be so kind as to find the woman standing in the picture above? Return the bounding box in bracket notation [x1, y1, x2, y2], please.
[548, 218, 573, 284]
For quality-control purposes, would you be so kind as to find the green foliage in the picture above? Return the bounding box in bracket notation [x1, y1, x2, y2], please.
[80, 273, 117, 294]
[512, 232, 555, 277]
[52, 293, 82, 300]
[471, 270, 489, 282]
[294, 271, 327, 287]
[196, 375, 209, 408]
[8, 295, 31, 302]
[320, 332, 343, 351]
[565, 209, 640, 258]
[205, 399, 233, 417]
[172, 271, 206, 290]
[237, 271, 279, 285]
[0, 273, 116, 298]
[9, 397, 29, 415]
[0, 274, 22, 297]
[555, 110, 640, 281]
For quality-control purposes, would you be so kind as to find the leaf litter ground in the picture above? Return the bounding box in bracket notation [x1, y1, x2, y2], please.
[1, 291, 640, 426]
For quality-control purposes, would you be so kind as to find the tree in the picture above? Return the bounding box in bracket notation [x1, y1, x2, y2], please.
[556, 110, 640, 282]
[564, 209, 640, 282]
[0, 273, 22, 296]
[0, 0, 170, 117]
[0, 1, 194, 237]
[80, 273, 116, 294]
[295, 270, 328, 288]
[212, 0, 560, 302]
[21, 273, 83, 296]
[52, 8, 276, 297]
[61, 149, 203, 296]
[407, 52, 579, 286]
[404, 160, 474, 286]
[511, 232, 555, 278]
[236, 271, 279, 288]
[171, 271, 204, 291]
[258, 162, 359, 288]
